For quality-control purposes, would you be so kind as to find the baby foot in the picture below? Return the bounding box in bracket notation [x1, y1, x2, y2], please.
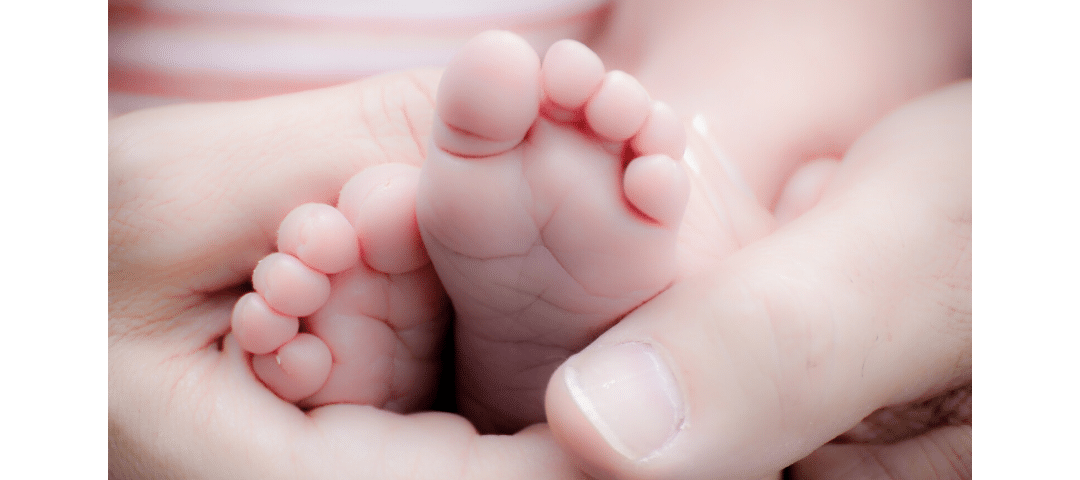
[416, 31, 690, 433]
[231, 163, 449, 411]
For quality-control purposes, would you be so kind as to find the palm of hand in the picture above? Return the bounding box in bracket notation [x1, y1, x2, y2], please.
[108, 70, 581, 480]
[108, 66, 970, 480]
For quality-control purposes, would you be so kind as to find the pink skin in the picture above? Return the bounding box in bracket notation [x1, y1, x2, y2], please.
[225, 30, 827, 434]
[773, 158, 842, 225]
[415, 31, 697, 433]
[592, 0, 970, 210]
[111, 0, 969, 474]
[231, 163, 449, 410]
[225, 30, 773, 432]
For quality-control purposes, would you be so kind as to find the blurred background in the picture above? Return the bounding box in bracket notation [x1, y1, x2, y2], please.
[108, 0, 611, 115]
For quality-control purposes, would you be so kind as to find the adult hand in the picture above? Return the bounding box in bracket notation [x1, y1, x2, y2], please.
[546, 81, 971, 480]
[109, 70, 582, 480]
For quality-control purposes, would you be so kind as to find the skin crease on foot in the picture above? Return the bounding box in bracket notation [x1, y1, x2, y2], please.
[229, 29, 788, 440]
[111, 0, 969, 474]
[110, 68, 603, 480]
[231, 161, 450, 411]
[225, 30, 698, 418]
[415, 31, 736, 435]
[225, 29, 761, 434]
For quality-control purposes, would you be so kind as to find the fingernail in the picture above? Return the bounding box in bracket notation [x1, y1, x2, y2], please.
[564, 342, 684, 460]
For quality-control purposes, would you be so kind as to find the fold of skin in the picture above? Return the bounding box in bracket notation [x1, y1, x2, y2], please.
[110, 1, 972, 474]
[546, 81, 971, 480]
[109, 70, 586, 480]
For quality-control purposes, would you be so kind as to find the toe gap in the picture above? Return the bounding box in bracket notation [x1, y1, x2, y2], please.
[620, 189, 662, 227]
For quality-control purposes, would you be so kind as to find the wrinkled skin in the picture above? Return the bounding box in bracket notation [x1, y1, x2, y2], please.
[109, 71, 585, 480]
[110, 1, 970, 476]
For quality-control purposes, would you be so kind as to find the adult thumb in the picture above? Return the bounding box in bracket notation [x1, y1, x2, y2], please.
[545, 81, 971, 480]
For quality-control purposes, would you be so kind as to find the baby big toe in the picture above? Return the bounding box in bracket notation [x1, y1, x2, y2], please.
[337, 164, 428, 275]
[434, 30, 541, 157]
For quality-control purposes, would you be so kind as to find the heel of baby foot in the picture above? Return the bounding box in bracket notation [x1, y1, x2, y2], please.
[435, 30, 541, 157]
[251, 333, 332, 403]
[623, 154, 690, 227]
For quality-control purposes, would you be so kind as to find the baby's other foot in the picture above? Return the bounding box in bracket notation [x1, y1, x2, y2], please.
[417, 31, 689, 433]
[231, 164, 449, 411]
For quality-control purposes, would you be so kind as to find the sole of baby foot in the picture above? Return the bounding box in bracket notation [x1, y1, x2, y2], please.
[232, 164, 448, 411]
[417, 31, 689, 433]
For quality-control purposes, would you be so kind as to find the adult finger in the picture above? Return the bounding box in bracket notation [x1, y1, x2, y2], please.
[790, 425, 971, 479]
[110, 332, 584, 480]
[789, 383, 971, 479]
[109, 69, 439, 307]
[546, 81, 971, 480]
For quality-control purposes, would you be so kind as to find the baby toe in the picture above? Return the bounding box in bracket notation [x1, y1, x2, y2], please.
[252, 252, 331, 317]
[631, 101, 687, 161]
[623, 154, 691, 227]
[435, 30, 541, 157]
[232, 292, 299, 355]
[584, 71, 651, 142]
[542, 39, 605, 113]
[277, 203, 359, 275]
[338, 164, 428, 275]
[251, 333, 332, 403]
